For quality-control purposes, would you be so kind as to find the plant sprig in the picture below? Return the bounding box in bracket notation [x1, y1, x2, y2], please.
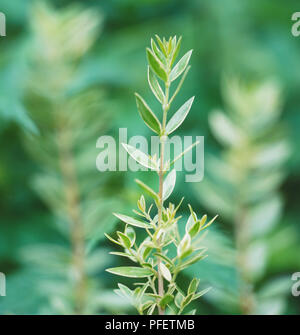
[106, 35, 216, 315]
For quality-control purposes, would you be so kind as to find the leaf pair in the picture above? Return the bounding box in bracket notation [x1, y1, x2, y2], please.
[135, 93, 194, 136]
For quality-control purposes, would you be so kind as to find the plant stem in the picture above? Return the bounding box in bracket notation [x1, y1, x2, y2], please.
[157, 137, 165, 315]
[56, 110, 86, 315]
[235, 206, 255, 315]
[157, 81, 170, 315]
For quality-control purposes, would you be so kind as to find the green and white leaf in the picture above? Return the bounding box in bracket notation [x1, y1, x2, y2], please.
[147, 66, 165, 103]
[135, 93, 161, 134]
[135, 179, 159, 203]
[155, 35, 167, 56]
[177, 250, 207, 271]
[122, 143, 158, 170]
[116, 283, 134, 303]
[159, 262, 172, 282]
[169, 50, 192, 82]
[177, 233, 191, 258]
[188, 278, 200, 295]
[109, 251, 137, 262]
[166, 97, 194, 135]
[106, 266, 153, 278]
[174, 292, 184, 308]
[171, 36, 182, 66]
[105, 233, 122, 246]
[146, 48, 167, 82]
[125, 226, 136, 246]
[163, 169, 176, 200]
[117, 231, 132, 249]
[159, 294, 174, 308]
[192, 287, 211, 300]
[188, 221, 201, 238]
[113, 213, 152, 229]
[151, 39, 166, 66]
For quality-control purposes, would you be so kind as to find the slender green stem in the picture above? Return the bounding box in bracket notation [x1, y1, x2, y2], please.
[234, 158, 255, 315]
[157, 140, 165, 314]
[235, 206, 255, 315]
[56, 107, 86, 315]
[157, 81, 170, 315]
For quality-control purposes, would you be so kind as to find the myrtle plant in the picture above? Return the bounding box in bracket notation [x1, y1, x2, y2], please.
[106, 36, 217, 315]
[194, 77, 290, 314]
[21, 2, 126, 314]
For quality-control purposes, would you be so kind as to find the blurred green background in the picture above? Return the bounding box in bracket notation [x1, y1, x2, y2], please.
[0, 0, 299, 314]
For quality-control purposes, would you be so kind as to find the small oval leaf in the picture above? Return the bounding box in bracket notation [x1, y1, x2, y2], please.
[117, 231, 132, 249]
[155, 35, 167, 57]
[166, 97, 194, 135]
[169, 50, 193, 82]
[147, 67, 165, 103]
[178, 250, 207, 270]
[185, 212, 197, 234]
[188, 221, 201, 238]
[146, 48, 167, 82]
[171, 36, 182, 66]
[135, 93, 161, 134]
[135, 178, 159, 203]
[159, 262, 172, 282]
[113, 213, 152, 229]
[118, 283, 133, 300]
[163, 169, 176, 200]
[192, 287, 211, 300]
[181, 293, 193, 309]
[175, 292, 184, 308]
[105, 233, 122, 246]
[122, 143, 157, 170]
[177, 233, 191, 258]
[200, 215, 218, 231]
[159, 294, 174, 308]
[151, 39, 166, 66]
[188, 278, 200, 295]
[106, 266, 153, 278]
[125, 226, 136, 246]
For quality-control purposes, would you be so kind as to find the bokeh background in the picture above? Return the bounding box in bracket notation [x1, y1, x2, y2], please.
[0, 0, 299, 315]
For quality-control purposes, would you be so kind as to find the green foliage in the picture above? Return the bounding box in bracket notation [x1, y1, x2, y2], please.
[14, 2, 124, 314]
[106, 36, 216, 315]
[194, 77, 291, 314]
[1, 0, 300, 316]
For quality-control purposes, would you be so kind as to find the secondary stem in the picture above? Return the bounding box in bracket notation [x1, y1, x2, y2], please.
[56, 110, 86, 315]
[235, 206, 255, 314]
